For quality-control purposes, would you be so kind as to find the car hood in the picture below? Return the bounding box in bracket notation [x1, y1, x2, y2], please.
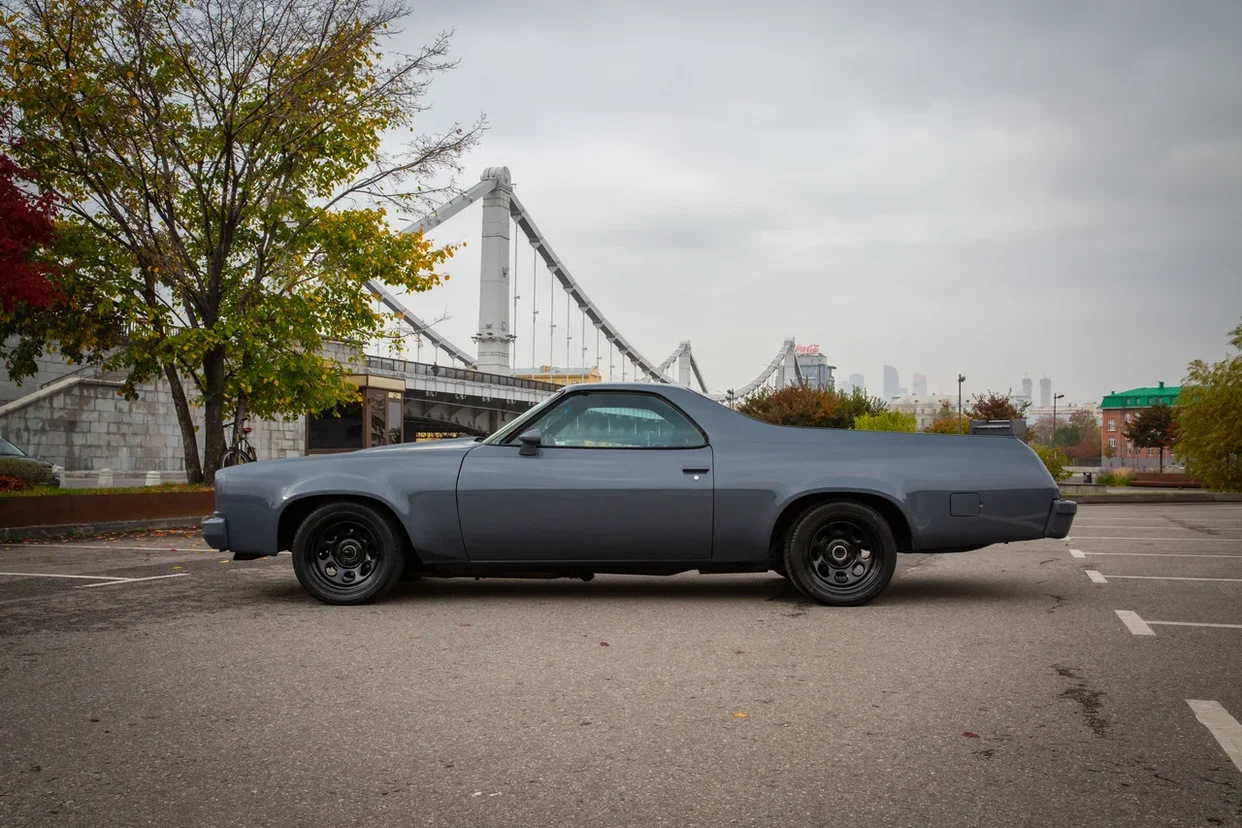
[215, 437, 481, 485]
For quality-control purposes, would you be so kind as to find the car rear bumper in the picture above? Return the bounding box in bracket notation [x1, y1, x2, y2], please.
[201, 514, 229, 550]
[1044, 498, 1077, 539]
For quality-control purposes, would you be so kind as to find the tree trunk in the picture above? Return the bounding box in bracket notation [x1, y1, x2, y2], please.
[201, 345, 228, 485]
[165, 363, 203, 485]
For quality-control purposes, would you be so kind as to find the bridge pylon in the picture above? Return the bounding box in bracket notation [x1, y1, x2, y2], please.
[473, 166, 514, 374]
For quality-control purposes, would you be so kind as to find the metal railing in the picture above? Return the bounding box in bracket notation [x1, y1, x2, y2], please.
[364, 356, 562, 393]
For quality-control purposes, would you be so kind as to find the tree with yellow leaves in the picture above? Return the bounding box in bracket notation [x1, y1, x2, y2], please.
[0, 0, 484, 482]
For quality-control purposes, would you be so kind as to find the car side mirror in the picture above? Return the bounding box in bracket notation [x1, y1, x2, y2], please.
[518, 429, 542, 456]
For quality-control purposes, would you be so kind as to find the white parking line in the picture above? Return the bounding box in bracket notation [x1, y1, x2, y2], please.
[0, 570, 189, 588]
[0, 571, 127, 581]
[1073, 521, 1242, 528]
[1071, 551, 1242, 559]
[1115, 609, 1242, 635]
[1147, 620, 1242, 629]
[1069, 536, 1242, 542]
[0, 544, 208, 552]
[77, 574, 189, 588]
[1093, 574, 1242, 583]
[1115, 610, 1156, 635]
[1071, 525, 1242, 530]
[1186, 700, 1242, 775]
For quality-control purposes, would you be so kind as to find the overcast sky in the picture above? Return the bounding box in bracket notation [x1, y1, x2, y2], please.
[384, 0, 1242, 405]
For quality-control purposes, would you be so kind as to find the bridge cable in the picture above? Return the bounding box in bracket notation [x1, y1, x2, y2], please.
[511, 217, 518, 370]
[531, 246, 537, 370]
[548, 266, 555, 370]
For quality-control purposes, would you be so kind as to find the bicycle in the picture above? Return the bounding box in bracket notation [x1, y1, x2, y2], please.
[221, 418, 258, 467]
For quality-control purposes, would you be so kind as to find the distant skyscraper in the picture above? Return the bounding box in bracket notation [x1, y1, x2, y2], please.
[883, 365, 899, 400]
[849, 373, 864, 394]
[1022, 376, 1033, 402]
[795, 352, 836, 391]
[1040, 377, 1052, 407]
[912, 372, 928, 396]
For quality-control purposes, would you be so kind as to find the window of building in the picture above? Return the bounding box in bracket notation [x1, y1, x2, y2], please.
[307, 401, 363, 451]
[1108, 436, 1116, 449]
[1108, 420, 1116, 432]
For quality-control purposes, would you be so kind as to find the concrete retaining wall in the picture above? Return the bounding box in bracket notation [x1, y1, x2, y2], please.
[0, 369, 304, 472]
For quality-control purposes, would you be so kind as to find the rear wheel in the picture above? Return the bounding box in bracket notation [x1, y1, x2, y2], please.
[783, 501, 897, 606]
[292, 501, 405, 605]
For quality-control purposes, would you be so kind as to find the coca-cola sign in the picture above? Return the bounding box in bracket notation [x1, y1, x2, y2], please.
[795, 344, 820, 355]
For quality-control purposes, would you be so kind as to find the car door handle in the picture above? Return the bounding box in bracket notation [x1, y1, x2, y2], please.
[682, 467, 710, 474]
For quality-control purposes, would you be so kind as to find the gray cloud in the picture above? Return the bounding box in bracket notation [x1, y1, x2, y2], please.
[392, 0, 1242, 402]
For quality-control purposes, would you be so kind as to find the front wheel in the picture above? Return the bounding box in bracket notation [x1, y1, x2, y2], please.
[291, 501, 406, 605]
[783, 501, 897, 606]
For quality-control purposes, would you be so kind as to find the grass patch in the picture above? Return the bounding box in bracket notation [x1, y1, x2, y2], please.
[0, 483, 212, 498]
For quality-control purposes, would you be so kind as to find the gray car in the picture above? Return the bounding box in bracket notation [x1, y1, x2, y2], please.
[0, 436, 63, 487]
[203, 383, 1076, 606]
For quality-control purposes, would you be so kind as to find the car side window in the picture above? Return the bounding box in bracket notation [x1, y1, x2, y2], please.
[519, 392, 707, 449]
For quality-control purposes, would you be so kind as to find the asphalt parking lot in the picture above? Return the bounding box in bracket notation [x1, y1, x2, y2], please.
[0, 503, 1239, 827]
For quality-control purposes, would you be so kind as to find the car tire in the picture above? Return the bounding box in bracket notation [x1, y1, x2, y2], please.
[291, 501, 406, 605]
[783, 500, 897, 607]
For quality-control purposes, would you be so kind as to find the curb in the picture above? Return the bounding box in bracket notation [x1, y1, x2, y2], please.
[1071, 493, 1242, 504]
[0, 516, 202, 542]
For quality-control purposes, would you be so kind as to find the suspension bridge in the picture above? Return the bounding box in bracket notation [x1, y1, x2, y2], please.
[356, 166, 814, 438]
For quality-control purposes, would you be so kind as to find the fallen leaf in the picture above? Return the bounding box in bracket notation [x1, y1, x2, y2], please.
[599, 641, 609, 647]
[411, 636, 421, 639]
[963, 732, 979, 739]
[219, 560, 229, 564]
[172, 566, 181, 570]
[733, 712, 749, 719]
[170, 547, 178, 552]
[458, 623, 471, 627]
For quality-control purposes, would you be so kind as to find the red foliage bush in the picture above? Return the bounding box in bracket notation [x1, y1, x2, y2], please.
[0, 152, 61, 311]
[0, 474, 31, 492]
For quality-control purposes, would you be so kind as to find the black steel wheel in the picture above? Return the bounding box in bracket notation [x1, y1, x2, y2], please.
[291, 501, 406, 605]
[783, 501, 897, 606]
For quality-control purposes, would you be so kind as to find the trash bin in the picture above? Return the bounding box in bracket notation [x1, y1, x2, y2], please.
[1083, 472, 1093, 484]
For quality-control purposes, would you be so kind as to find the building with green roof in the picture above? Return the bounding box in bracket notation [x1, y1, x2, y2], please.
[1100, 381, 1181, 468]
[1101, 382, 1181, 410]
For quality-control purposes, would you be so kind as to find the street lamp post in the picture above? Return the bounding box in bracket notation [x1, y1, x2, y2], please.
[1052, 393, 1065, 448]
[957, 374, 966, 434]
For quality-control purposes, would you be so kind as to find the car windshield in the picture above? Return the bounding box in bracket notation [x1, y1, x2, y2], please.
[0, 437, 27, 457]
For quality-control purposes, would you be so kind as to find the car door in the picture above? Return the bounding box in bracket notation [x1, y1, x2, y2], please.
[456, 390, 714, 563]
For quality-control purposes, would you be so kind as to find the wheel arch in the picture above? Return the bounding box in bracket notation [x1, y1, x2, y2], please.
[768, 490, 914, 564]
[278, 494, 418, 565]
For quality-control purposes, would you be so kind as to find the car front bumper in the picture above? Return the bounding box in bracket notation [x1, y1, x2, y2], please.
[1044, 498, 1077, 539]
[201, 514, 229, 550]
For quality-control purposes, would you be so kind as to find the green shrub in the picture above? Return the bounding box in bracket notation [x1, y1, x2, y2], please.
[1032, 444, 1071, 482]
[923, 416, 968, 434]
[0, 457, 54, 487]
[853, 410, 917, 432]
[1096, 467, 1132, 487]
